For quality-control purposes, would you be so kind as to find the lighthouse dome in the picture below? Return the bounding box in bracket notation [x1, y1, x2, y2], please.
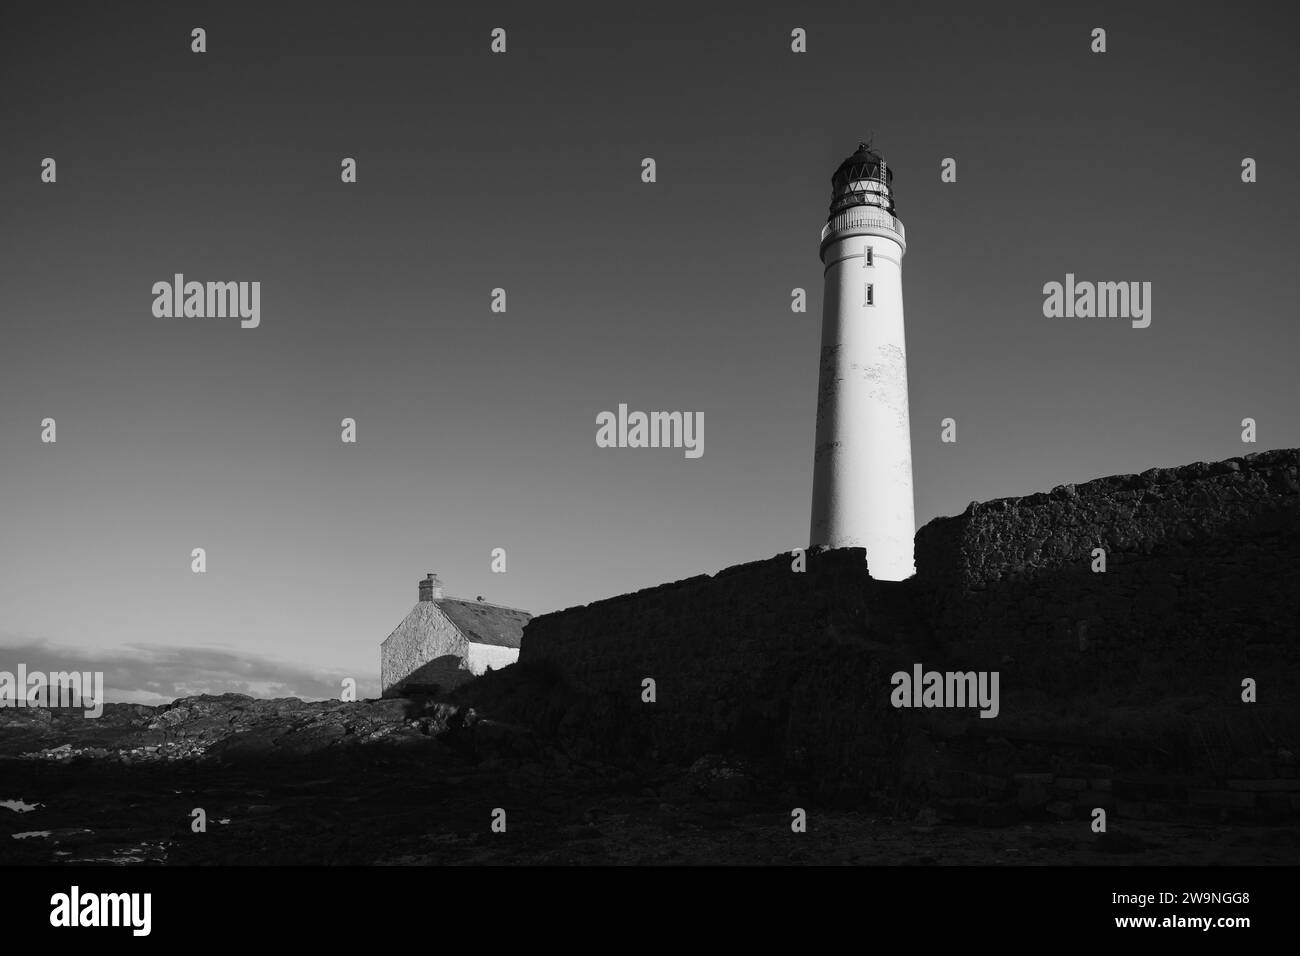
[829, 141, 896, 217]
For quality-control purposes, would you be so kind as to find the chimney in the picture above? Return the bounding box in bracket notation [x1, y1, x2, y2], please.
[418, 573, 444, 602]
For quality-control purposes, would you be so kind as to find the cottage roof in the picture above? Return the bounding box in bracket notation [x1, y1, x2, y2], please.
[435, 597, 531, 648]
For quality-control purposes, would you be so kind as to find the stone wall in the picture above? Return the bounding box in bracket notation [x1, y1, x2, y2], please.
[520, 550, 924, 772]
[914, 448, 1299, 590]
[381, 603, 469, 697]
[516, 448, 1300, 805]
[912, 448, 1300, 704]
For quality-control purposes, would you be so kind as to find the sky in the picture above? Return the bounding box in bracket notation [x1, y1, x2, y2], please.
[1, 0, 1297, 701]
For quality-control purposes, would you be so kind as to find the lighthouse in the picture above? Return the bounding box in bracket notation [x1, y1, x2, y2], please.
[809, 142, 916, 580]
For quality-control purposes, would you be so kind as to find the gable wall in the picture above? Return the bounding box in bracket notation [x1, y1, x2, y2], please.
[381, 604, 470, 695]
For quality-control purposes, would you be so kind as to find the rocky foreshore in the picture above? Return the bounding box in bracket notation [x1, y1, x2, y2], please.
[1, 694, 456, 764]
[3, 688, 1299, 865]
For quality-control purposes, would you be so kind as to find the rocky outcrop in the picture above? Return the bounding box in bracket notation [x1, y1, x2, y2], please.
[0, 693, 470, 764]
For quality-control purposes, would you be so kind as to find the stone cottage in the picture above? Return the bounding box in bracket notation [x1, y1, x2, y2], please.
[380, 573, 531, 697]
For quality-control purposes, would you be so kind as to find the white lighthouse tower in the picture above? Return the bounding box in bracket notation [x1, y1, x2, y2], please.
[809, 142, 916, 580]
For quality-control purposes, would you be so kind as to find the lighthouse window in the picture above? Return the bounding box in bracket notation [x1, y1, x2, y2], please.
[865, 245, 873, 266]
[864, 283, 874, 306]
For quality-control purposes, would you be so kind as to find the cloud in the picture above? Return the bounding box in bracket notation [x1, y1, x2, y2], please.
[0, 637, 379, 704]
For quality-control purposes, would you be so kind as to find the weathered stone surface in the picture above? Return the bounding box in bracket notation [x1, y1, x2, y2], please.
[1079, 790, 1114, 809]
[1015, 783, 1050, 810]
[519, 547, 926, 792]
[1227, 779, 1300, 792]
[517, 448, 1300, 801]
[1014, 772, 1055, 785]
[1115, 799, 1145, 819]
[1188, 789, 1256, 809]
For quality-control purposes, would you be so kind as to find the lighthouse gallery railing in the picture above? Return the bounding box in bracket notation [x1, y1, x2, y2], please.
[821, 209, 905, 245]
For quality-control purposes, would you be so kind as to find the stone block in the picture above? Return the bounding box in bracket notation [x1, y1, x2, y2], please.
[1187, 789, 1255, 809]
[1014, 772, 1055, 785]
[1226, 779, 1300, 792]
[1016, 783, 1050, 810]
[1079, 790, 1113, 809]
[1115, 799, 1146, 819]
